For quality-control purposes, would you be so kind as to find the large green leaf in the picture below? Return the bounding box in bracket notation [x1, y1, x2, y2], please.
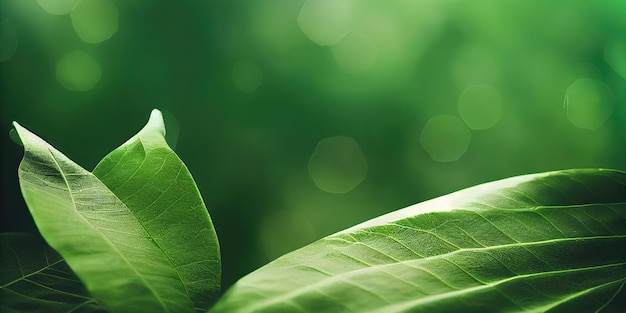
[92, 110, 220, 311]
[0, 232, 105, 313]
[210, 169, 626, 313]
[13, 110, 220, 313]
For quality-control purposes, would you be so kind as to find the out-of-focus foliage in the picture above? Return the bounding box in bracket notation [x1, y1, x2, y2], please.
[1, 0, 624, 288]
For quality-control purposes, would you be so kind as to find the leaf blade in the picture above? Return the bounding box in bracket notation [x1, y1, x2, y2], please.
[92, 109, 221, 310]
[13, 119, 198, 313]
[210, 169, 626, 313]
[0, 232, 105, 313]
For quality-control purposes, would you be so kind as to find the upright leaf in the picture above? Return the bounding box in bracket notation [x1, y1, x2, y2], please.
[93, 110, 220, 310]
[12, 110, 219, 313]
[210, 169, 626, 313]
[0, 232, 105, 313]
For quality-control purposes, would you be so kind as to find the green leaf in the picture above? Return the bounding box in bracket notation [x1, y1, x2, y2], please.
[0, 232, 105, 313]
[210, 169, 626, 313]
[12, 110, 220, 313]
[93, 110, 220, 310]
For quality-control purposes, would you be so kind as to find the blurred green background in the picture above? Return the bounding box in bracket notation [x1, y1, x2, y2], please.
[1, 0, 625, 289]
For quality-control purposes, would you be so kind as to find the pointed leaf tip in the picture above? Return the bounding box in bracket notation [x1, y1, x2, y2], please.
[9, 122, 23, 146]
[10, 122, 41, 148]
[144, 109, 166, 137]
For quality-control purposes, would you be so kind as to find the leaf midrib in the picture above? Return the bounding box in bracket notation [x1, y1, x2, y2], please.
[371, 267, 626, 313]
[239, 235, 626, 312]
[1, 258, 65, 289]
[45, 147, 171, 313]
[2, 286, 95, 305]
[96, 139, 198, 308]
[0, 241, 65, 289]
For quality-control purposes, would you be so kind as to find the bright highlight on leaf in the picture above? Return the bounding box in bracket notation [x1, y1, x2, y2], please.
[9, 110, 220, 313]
[210, 169, 626, 313]
[0, 17, 18, 62]
[420, 114, 471, 162]
[308, 136, 368, 193]
[70, 0, 119, 44]
[56, 51, 101, 92]
[564, 78, 615, 130]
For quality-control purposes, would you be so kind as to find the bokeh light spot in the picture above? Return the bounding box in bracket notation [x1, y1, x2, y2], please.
[258, 210, 316, 260]
[420, 115, 471, 162]
[564, 78, 614, 130]
[308, 136, 367, 193]
[232, 60, 262, 93]
[37, 0, 81, 15]
[56, 51, 101, 92]
[457, 84, 503, 130]
[331, 32, 377, 73]
[297, 0, 354, 46]
[0, 17, 18, 62]
[604, 36, 626, 79]
[70, 0, 118, 44]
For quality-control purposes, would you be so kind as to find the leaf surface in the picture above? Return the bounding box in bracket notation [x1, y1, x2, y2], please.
[92, 110, 220, 310]
[13, 110, 219, 313]
[0, 232, 105, 313]
[210, 169, 626, 313]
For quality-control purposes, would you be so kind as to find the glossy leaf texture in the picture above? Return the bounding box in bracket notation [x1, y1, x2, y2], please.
[0, 232, 105, 313]
[12, 110, 220, 313]
[210, 169, 626, 313]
